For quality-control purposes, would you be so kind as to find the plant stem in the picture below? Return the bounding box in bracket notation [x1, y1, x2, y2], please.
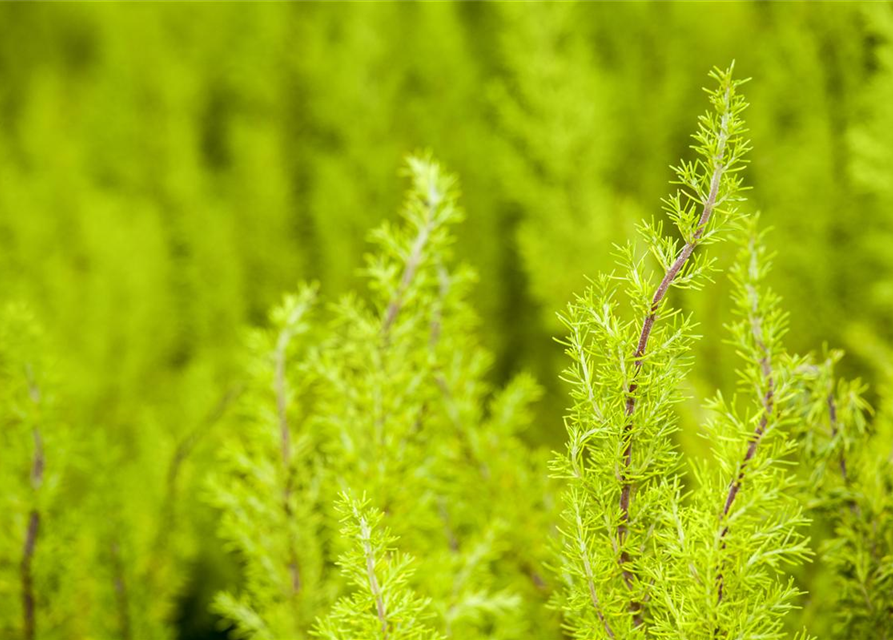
[620, 91, 731, 621]
[21, 373, 43, 640]
[110, 541, 132, 640]
[574, 506, 614, 639]
[275, 328, 302, 595]
[152, 385, 242, 577]
[382, 195, 439, 334]
[359, 514, 389, 639]
[21, 509, 39, 640]
[827, 392, 849, 483]
[827, 391, 860, 515]
[717, 282, 775, 603]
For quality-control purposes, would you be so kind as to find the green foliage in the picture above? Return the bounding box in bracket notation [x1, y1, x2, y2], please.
[552, 67, 818, 639]
[1, 5, 893, 640]
[660, 219, 811, 639]
[205, 155, 558, 640]
[795, 347, 893, 638]
[208, 284, 325, 640]
[313, 156, 557, 639]
[0, 305, 74, 640]
[313, 493, 441, 640]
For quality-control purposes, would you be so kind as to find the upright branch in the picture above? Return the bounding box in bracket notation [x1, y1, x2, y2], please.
[804, 351, 869, 512]
[378, 155, 461, 337]
[826, 393, 849, 483]
[382, 220, 434, 335]
[708, 218, 816, 620]
[573, 499, 615, 639]
[716, 232, 778, 603]
[358, 510, 389, 639]
[153, 385, 242, 571]
[314, 493, 439, 640]
[271, 286, 317, 595]
[619, 63, 750, 602]
[685, 220, 814, 637]
[208, 285, 323, 639]
[554, 64, 750, 638]
[825, 387, 863, 517]
[720, 277, 776, 525]
[21, 370, 43, 640]
[798, 354, 875, 636]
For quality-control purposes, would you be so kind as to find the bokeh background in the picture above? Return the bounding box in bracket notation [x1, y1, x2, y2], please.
[1, 2, 892, 638]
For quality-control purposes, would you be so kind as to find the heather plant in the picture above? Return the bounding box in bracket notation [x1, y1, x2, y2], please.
[209, 155, 559, 640]
[795, 349, 893, 638]
[0, 305, 83, 640]
[654, 219, 812, 638]
[0, 301, 231, 640]
[314, 155, 558, 639]
[2, 7, 893, 637]
[313, 493, 441, 640]
[208, 284, 327, 639]
[551, 65, 816, 638]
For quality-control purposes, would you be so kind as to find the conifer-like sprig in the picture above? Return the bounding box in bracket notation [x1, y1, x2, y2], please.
[320, 154, 466, 526]
[645, 220, 812, 639]
[0, 304, 76, 640]
[708, 219, 810, 631]
[716, 218, 797, 585]
[622, 63, 750, 587]
[553, 64, 750, 636]
[371, 154, 464, 337]
[209, 284, 324, 640]
[797, 349, 870, 497]
[319, 154, 555, 638]
[796, 348, 889, 638]
[313, 493, 442, 640]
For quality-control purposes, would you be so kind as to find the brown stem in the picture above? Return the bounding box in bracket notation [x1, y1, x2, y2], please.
[428, 267, 490, 479]
[827, 391, 860, 516]
[716, 288, 775, 603]
[619, 102, 731, 622]
[21, 509, 39, 640]
[21, 371, 44, 640]
[428, 263, 449, 349]
[163, 385, 242, 519]
[827, 392, 849, 483]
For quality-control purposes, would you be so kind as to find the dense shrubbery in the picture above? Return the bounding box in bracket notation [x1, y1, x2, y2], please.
[2, 4, 893, 640]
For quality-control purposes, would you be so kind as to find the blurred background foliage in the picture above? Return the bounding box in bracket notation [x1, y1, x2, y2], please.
[1, 2, 892, 638]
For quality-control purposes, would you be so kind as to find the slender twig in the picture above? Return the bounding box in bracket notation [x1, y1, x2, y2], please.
[827, 393, 848, 482]
[152, 385, 243, 572]
[620, 89, 732, 622]
[428, 266, 490, 479]
[827, 391, 860, 516]
[574, 326, 605, 423]
[575, 507, 615, 639]
[163, 385, 243, 512]
[21, 369, 43, 640]
[716, 282, 775, 603]
[382, 194, 440, 335]
[274, 326, 302, 595]
[110, 541, 133, 640]
[428, 262, 449, 349]
[358, 514, 389, 639]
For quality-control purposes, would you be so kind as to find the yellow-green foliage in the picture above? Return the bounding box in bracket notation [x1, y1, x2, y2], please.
[1, 4, 893, 640]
